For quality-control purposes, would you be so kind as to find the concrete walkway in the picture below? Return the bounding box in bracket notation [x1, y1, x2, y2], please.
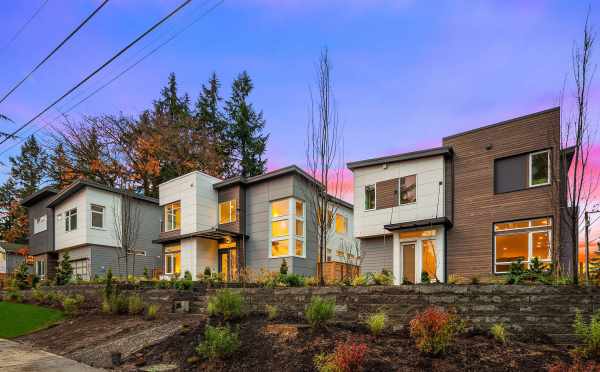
[0, 339, 105, 372]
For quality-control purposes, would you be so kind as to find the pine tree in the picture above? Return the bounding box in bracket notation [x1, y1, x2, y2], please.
[55, 252, 74, 285]
[224, 71, 269, 178]
[8, 135, 47, 198]
[48, 143, 76, 188]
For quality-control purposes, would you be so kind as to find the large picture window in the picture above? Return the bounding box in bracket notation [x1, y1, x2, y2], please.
[164, 244, 181, 275]
[494, 217, 552, 273]
[529, 150, 550, 187]
[219, 200, 237, 224]
[400, 175, 417, 204]
[269, 198, 305, 258]
[164, 201, 181, 231]
[71, 259, 89, 280]
[365, 185, 375, 210]
[65, 208, 77, 231]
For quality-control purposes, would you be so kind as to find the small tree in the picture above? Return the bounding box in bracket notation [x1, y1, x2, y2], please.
[55, 253, 74, 286]
[14, 261, 30, 289]
[279, 259, 288, 275]
[113, 192, 141, 279]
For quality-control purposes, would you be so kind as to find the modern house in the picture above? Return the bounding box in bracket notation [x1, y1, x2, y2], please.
[153, 165, 355, 280]
[0, 242, 31, 276]
[23, 180, 163, 280]
[348, 107, 573, 283]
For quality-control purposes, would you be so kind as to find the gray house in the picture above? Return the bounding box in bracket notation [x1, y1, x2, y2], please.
[0, 242, 31, 276]
[153, 166, 355, 280]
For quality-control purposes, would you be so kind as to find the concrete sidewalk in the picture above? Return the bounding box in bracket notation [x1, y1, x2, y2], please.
[0, 339, 105, 372]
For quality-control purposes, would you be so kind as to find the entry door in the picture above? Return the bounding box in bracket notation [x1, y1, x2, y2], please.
[218, 249, 238, 282]
[402, 243, 416, 284]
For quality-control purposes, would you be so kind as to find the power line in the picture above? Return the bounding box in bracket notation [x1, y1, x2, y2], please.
[0, 0, 193, 147]
[0, 0, 50, 55]
[0, 0, 222, 158]
[0, 0, 110, 105]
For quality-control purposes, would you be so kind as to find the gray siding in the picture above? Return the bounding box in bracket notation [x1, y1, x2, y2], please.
[91, 245, 159, 277]
[360, 236, 393, 274]
[132, 199, 162, 263]
[291, 175, 318, 276]
[26, 195, 55, 256]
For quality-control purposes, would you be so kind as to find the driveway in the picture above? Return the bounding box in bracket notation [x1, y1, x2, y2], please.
[0, 339, 105, 372]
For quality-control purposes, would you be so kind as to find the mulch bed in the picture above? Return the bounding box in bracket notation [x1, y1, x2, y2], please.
[123, 315, 576, 372]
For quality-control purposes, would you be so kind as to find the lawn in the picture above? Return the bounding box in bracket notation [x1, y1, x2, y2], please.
[0, 302, 64, 338]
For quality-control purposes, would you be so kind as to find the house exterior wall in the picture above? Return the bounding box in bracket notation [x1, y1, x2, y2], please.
[357, 236, 393, 274]
[54, 189, 87, 250]
[26, 195, 55, 256]
[352, 155, 447, 238]
[442, 108, 561, 278]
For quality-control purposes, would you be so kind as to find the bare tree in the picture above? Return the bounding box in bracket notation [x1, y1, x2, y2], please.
[560, 13, 600, 283]
[113, 191, 142, 279]
[305, 49, 345, 285]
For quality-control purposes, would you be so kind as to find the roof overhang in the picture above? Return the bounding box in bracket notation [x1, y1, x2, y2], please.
[347, 146, 453, 171]
[384, 217, 453, 232]
[153, 228, 248, 244]
[47, 180, 158, 208]
[21, 186, 59, 207]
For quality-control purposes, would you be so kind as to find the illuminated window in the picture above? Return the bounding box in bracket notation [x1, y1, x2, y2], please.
[400, 175, 417, 204]
[530, 150, 550, 187]
[269, 198, 305, 257]
[164, 244, 181, 275]
[164, 201, 181, 231]
[219, 200, 237, 224]
[335, 213, 347, 234]
[365, 185, 375, 210]
[422, 240, 437, 280]
[494, 217, 552, 273]
[399, 229, 436, 239]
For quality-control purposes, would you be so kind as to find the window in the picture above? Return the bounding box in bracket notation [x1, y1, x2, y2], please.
[335, 213, 347, 234]
[219, 200, 237, 224]
[530, 150, 550, 187]
[33, 215, 47, 234]
[400, 175, 417, 204]
[398, 229, 436, 239]
[494, 217, 552, 273]
[71, 259, 89, 280]
[35, 260, 46, 279]
[422, 240, 437, 281]
[90, 204, 104, 229]
[65, 208, 77, 231]
[164, 244, 181, 275]
[365, 185, 375, 210]
[269, 198, 305, 257]
[164, 201, 181, 231]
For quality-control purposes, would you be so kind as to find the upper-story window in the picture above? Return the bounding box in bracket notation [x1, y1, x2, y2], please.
[65, 208, 77, 231]
[219, 200, 237, 224]
[33, 215, 47, 234]
[90, 204, 104, 229]
[365, 185, 375, 210]
[400, 175, 417, 204]
[270, 198, 305, 258]
[164, 201, 181, 231]
[529, 150, 550, 187]
[335, 213, 347, 234]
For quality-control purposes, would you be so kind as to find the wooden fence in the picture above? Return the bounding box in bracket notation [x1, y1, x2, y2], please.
[318, 262, 360, 284]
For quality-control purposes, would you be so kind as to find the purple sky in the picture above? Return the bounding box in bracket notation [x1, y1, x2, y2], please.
[0, 1, 599, 226]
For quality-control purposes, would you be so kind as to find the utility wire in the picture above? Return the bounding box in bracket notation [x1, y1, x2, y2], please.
[0, 0, 222, 158]
[0, 0, 50, 56]
[0, 0, 193, 147]
[0, 0, 110, 105]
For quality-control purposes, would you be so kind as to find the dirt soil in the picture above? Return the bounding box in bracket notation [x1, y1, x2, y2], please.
[119, 315, 577, 372]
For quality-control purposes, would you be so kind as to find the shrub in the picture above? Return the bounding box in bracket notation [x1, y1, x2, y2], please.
[421, 271, 431, 284]
[4, 289, 22, 303]
[409, 306, 464, 355]
[104, 269, 114, 298]
[32, 288, 48, 304]
[351, 275, 368, 286]
[447, 274, 461, 285]
[143, 267, 150, 280]
[366, 311, 387, 336]
[470, 276, 480, 284]
[63, 295, 85, 316]
[314, 341, 368, 372]
[14, 262, 30, 289]
[101, 298, 111, 314]
[47, 291, 65, 305]
[490, 323, 507, 343]
[128, 295, 145, 315]
[370, 270, 393, 285]
[146, 304, 160, 320]
[203, 266, 212, 277]
[184, 271, 193, 281]
[196, 325, 240, 360]
[574, 309, 600, 358]
[280, 259, 288, 275]
[266, 304, 279, 320]
[54, 253, 74, 286]
[207, 289, 244, 320]
[305, 276, 319, 287]
[305, 296, 335, 328]
[108, 294, 129, 315]
[280, 273, 305, 287]
[174, 279, 193, 290]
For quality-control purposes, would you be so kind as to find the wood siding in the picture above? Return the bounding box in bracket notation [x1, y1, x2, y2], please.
[443, 108, 561, 278]
[375, 178, 399, 210]
[218, 185, 243, 234]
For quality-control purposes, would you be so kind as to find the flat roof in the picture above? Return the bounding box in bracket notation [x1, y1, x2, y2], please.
[347, 146, 452, 171]
[47, 179, 158, 208]
[384, 217, 453, 231]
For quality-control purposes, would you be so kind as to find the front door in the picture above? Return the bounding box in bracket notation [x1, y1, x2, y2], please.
[402, 242, 416, 284]
[218, 248, 238, 282]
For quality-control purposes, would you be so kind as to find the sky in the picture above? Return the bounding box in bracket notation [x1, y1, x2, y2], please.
[0, 0, 599, 247]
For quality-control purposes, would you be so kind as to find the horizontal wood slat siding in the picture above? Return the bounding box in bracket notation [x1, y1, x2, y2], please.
[443, 108, 561, 278]
[218, 185, 243, 234]
[376, 178, 398, 210]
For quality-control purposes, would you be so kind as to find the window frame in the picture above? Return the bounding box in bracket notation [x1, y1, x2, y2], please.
[400, 174, 417, 205]
[65, 208, 77, 232]
[219, 199, 237, 225]
[528, 150, 551, 188]
[90, 204, 105, 229]
[35, 260, 46, 279]
[335, 213, 348, 235]
[268, 197, 306, 259]
[493, 217, 553, 274]
[164, 201, 181, 232]
[33, 215, 47, 235]
[364, 184, 376, 211]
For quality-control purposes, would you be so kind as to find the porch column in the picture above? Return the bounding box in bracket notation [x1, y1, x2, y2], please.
[392, 232, 401, 285]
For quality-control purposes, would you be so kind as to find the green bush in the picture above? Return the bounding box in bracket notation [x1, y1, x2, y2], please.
[127, 295, 145, 315]
[155, 279, 172, 289]
[143, 267, 150, 280]
[32, 288, 48, 304]
[280, 259, 288, 275]
[266, 304, 279, 320]
[490, 323, 507, 343]
[207, 289, 244, 320]
[63, 295, 85, 316]
[351, 275, 368, 286]
[14, 262, 30, 290]
[106, 294, 129, 315]
[366, 311, 387, 336]
[574, 309, 600, 358]
[370, 270, 394, 286]
[305, 296, 335, 328]
[104, 269, 114, 299]
[421, 271, 431, 284]
[184, 271, 193, 281]
[54, 253, 74, 286]
[46, 291, 65, 305]
[196, 325, 240, 360]
[174, 279, 193, 290]
[280, 273, 305, 287]
[4, 289, 22, 303]
[146, 304, 160, 320]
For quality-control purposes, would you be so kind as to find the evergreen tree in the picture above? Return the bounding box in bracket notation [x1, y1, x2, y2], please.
[224, 71, 269, 178]
[8, 135, 47, 197]
[48, 143, 75, 188]
[55, 252, 74, 285]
